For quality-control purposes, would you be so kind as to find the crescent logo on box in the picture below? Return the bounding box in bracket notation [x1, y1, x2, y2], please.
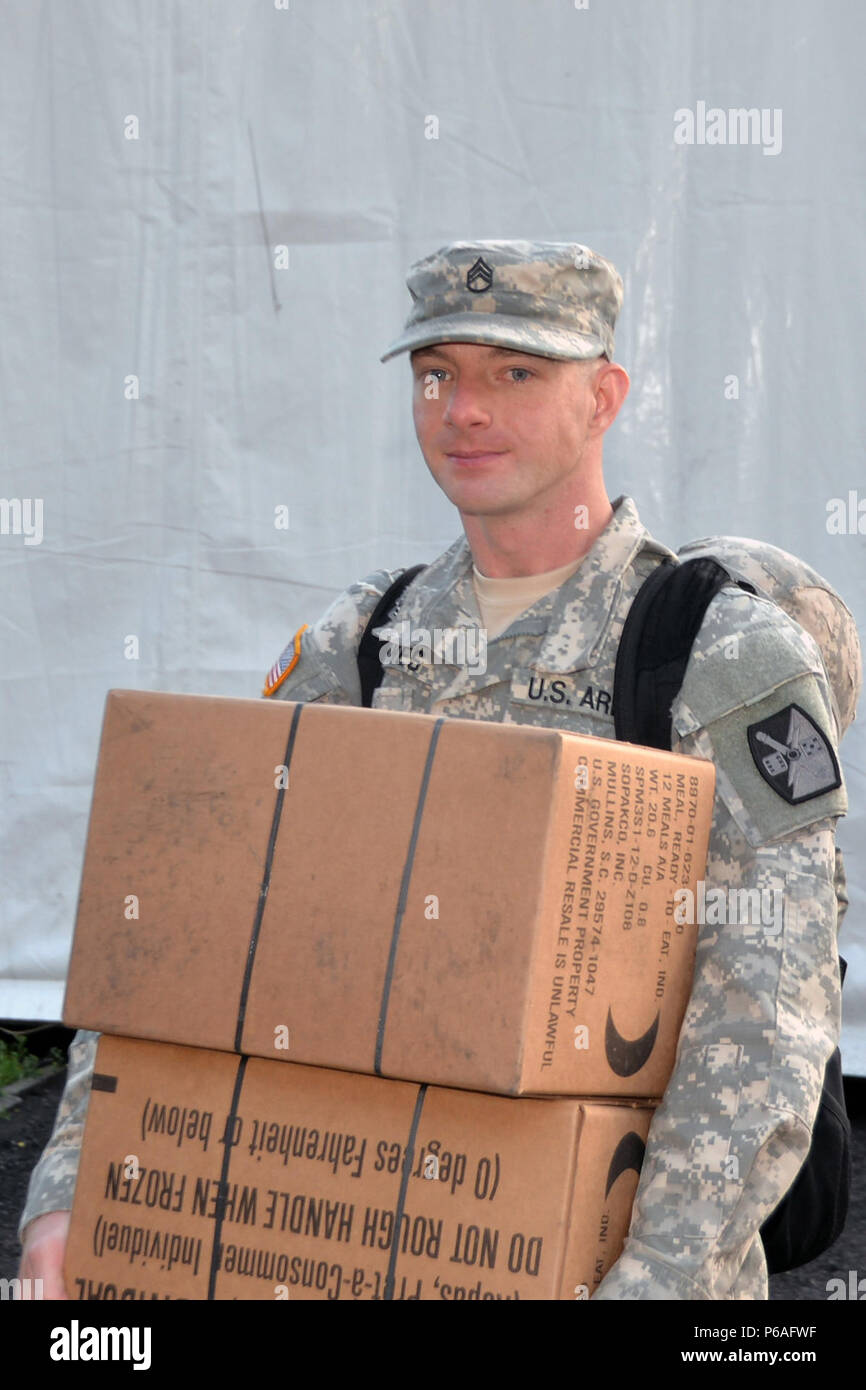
[604, 1007, 659, 1077]
[604, 1131, 647, 1198]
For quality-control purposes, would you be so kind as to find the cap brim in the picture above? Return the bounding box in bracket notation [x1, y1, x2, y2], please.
[379, 312, 606, 363]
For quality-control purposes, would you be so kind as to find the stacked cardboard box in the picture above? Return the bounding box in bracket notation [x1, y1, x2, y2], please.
[62, 690, 715, 1300]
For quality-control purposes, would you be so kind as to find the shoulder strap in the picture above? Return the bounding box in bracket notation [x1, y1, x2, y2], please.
[612, 556, 756, 749]
[615, 555, 850, 1275]
[358, 565, 427, 708]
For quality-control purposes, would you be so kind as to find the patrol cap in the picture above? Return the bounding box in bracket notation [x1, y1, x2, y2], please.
[379, 239, 623, 363]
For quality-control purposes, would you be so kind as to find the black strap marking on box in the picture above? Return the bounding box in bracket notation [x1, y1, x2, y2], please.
[234, 701, 304, 1053]
[91, 1073, 117, 1093]
[384, 1083, 428, 1302]
[207, 1053, 249, 1300]
[374, 717, 445, 1076]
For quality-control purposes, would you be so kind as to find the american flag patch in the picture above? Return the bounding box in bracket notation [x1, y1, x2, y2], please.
[262, 623, 308, 697]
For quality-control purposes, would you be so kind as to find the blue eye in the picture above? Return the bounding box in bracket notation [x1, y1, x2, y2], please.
[507, 367, 532, 382]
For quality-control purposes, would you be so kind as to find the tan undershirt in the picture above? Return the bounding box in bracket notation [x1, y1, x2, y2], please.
[472, 554, 584, 640]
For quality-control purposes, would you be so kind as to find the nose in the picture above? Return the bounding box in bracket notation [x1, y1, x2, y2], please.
[442, 376, 492, 430]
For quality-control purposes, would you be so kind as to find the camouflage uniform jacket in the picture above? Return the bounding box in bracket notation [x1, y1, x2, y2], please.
[19, 495, 848, 1302]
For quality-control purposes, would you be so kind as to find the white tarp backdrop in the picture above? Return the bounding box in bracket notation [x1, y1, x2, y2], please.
[1, 0, 864, 1070]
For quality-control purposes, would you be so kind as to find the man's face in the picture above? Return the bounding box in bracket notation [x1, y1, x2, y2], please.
[410, 341, 607, 519]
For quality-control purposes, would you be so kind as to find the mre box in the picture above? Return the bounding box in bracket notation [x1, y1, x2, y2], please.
[64, 1034, 656, 1302]
[64, 690, 714, 1096]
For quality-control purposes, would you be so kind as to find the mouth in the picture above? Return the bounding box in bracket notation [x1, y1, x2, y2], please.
[445, 450, 508, 465]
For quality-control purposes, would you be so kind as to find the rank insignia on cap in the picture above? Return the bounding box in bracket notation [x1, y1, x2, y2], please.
[747, 702, 841, 805]
[466, 256, 493, 293]
[262, 623, 308, 698]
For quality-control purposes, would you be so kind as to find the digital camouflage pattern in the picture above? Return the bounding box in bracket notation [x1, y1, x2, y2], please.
[17, 1028, 99, 1240]
[379, 240, 623, 364]
[19, 496, 860, 1302]
[678, 534, 863, 741]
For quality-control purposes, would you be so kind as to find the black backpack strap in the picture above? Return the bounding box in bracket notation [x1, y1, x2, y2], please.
[613, 556, 756, 749]
[613, 554, 850, 1275]
[357, 565, 427, 708]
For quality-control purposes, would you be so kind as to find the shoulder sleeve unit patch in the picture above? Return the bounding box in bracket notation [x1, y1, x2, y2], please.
[747, 702, 842, 805]
[678, 672, 848, 847]
[262, 623, 308, 697]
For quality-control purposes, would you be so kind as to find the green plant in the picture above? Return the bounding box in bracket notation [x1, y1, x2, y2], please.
[0, 1035, 45, 1088]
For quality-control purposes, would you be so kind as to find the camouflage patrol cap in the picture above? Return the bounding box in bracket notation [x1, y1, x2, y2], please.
[379, 240, 623, 363]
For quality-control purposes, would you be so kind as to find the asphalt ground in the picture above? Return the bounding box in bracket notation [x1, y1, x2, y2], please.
[2, 1039, 864, 1300]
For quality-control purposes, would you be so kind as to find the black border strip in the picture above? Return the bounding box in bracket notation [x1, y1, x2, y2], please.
[234, 701, 304, 1052]
[374, 717, 445, 1075]
[206, 1053, 249, 1300]
[383, 1083, 428, 1301]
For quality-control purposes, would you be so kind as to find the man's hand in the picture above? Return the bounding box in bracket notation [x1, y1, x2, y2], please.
[17, 1209, 71, 1299]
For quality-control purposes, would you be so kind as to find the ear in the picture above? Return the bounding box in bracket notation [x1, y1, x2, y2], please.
[592, 361, 630, 427]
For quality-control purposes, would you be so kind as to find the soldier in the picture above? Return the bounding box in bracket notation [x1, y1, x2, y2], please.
[18, 240, 855, 1300]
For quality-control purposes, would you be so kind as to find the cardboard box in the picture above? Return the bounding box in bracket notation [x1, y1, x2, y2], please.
[65, 1035, 656, 1302]
[64, 689, 715, 1096]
